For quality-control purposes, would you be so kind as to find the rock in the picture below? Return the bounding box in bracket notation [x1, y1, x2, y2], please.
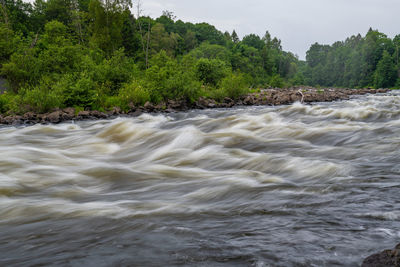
[22, 112, 38, 124]
[109, 106, 122, 116]
[154, 102, 166, 111]
[23, 112, 36, 120]
[60, 112, 73, 121]
[195, 97, 209, 109]
[163, 108, 175, 113]
[362, 244, 400, 267]
[128, 102, 136, 111]
[3, 116, 15, 124]
[128, 110, 142, 117]
[90, 110, 107, 119]
[274, 93, 291, 105]
[77, 110, 90, 119]
[144, 101, 154, 111]
[290, 92, 301, 102]
[44, 110, 63, 123]
[243, 95, 255, 105]
[207, 102, 216, 108]
[167, 99, 183, 110]
[11, 115, 22, 125]
[62, 107, 75, 116]
[223, 97, 234, 104]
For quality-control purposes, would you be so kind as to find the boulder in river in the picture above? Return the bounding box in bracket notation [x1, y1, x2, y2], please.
[362, 243, 400, 267]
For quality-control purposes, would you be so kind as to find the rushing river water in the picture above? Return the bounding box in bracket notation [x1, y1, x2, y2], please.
[1, 91, 400, 266]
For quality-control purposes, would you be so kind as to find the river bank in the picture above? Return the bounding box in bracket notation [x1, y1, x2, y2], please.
[0, 87, 389, 125]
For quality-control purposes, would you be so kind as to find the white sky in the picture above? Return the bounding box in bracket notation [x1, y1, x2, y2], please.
[140, 0, 400, 59]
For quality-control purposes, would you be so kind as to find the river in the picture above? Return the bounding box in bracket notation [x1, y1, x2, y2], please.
[0, 91, 399, 266]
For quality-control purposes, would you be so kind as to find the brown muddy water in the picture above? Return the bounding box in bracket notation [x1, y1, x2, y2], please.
[0, 91, 399, 266]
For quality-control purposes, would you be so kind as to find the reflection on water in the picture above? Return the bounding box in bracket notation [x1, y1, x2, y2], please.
[1, 91, 400, 266]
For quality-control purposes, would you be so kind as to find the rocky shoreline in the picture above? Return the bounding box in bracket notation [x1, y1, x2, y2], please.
[0, 87, 390, 126]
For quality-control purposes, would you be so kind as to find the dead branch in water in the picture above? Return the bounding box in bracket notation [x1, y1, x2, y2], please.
[297, 89, 304, 104]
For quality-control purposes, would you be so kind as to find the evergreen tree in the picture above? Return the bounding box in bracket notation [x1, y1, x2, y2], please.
[374, 50, 397, 88]
[231, 30, 239, 43]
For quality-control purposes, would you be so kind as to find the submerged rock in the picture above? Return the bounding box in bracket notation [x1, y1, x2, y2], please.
[362, 244, 400, 267]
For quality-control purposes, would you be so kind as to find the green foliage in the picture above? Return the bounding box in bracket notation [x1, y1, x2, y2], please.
[195, 58, 229, 86]
[60, 73, 97, 108]
[117, 80, 150, 110]
[43, 20, 68, 43]
[0, 92, 14, 114]
[374, 50, 397, 88]
[0, 23, 20, 64]
[189, 42, 231, 62]
[144, 51, 201, 103]
[1, 49, 41, 92]
[17, 78, 64, 113]
[269, 74, 284, 88]
[219, 72, 249, 99]
[94, 48, 134, 94]
[396, 77, 400, 88]
[242, 34, 264, 50]
[1, 0, 34, 35]
[305, 29, 399, 88]
[150, 23, 179, 56]
[193, 23, 225, 45]
[290, 72, 305, 86]
[88, 0, 130, 56]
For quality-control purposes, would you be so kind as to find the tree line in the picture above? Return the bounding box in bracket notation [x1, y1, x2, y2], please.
[305, 28, 400, 88]
[0, 0, 399, 114]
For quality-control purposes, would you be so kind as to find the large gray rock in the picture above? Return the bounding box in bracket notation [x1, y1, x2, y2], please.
[362, 243, 400, 267]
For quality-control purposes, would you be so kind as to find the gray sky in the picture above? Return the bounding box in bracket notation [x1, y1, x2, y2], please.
[141, 0, 400, 59]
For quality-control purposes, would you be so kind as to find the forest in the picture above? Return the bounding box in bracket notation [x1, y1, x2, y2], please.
[0, 0, 399, 114]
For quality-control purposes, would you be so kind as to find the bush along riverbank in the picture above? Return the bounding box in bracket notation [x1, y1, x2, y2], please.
[0, 87, 389, 126]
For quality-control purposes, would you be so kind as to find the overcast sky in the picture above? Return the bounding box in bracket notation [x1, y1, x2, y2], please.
[140, 0, 400, 59]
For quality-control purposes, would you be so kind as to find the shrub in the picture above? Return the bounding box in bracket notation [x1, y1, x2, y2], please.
[118, 81, 151, 109]
[17, 78, 64, 113]
[219, 72, 249, 99]
[145, 51, 202, 103]
[207, 87, 226, 102]
[0, 92, 14, 114]
[395, 78, 400, 89]
[94, 48, 135, 95]
[195, 58, 229, 86]
[269, 74, 285, 88]
[1, 50, 41, 93]
[61, 74, 98, 108]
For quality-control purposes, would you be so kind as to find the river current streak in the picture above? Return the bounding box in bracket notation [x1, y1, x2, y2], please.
[0, 91, 399, 266]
